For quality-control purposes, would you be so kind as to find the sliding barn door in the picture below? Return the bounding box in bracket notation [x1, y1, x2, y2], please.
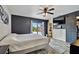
[12, 15, 31, 34]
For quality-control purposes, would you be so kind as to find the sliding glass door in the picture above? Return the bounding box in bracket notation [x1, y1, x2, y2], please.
[32, 20, 44, 35]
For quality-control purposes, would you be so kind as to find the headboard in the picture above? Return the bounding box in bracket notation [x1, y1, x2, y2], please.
[0, 23, 9, 41]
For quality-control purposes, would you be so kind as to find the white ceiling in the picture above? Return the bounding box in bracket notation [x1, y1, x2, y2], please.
[7, 5, 79, 19]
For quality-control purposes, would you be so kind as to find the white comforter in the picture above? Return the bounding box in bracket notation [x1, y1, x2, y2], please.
[0, 34, 48, 52]
[49, 39, 70, 54]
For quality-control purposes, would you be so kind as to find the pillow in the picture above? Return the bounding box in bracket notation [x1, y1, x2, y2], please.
[8, 33, 17, 37]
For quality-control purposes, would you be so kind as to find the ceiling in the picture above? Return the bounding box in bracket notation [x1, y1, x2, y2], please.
[7, 5, 79, 19]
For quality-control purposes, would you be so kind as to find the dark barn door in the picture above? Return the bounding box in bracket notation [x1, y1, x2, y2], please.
[11, 15, 31, 34]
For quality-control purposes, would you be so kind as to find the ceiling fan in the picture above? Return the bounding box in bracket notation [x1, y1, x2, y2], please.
[38, 6, 54, 17]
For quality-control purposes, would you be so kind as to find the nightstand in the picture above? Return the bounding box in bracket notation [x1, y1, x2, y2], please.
[0, 45, 9, 54]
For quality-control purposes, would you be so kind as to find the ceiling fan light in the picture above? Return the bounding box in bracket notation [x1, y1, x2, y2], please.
[76, 16, 79, 19]
[42, 13, 48, 17]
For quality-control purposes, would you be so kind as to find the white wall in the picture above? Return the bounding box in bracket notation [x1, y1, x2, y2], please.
[2, 5, 11, 33]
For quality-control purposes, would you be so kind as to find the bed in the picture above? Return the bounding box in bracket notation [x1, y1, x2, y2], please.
[49, 39, 70, 54]
[0, 23, 48, 54]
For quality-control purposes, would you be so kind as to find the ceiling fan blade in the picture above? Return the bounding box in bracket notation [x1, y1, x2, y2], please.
[48, 8, 54, 11]
[47, 12, 54, 15]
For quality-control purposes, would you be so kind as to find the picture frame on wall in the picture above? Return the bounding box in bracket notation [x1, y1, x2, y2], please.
[0, 5, 9, 24]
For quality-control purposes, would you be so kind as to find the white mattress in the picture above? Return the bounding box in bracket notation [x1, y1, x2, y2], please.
[0, 34, 48, 52]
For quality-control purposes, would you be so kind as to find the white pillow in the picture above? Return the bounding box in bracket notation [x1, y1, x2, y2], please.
[9, 33, 17, 37]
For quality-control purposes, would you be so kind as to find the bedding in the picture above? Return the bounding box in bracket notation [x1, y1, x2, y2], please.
[49, 39, 70, 54]
[0, 33, 48, 53]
